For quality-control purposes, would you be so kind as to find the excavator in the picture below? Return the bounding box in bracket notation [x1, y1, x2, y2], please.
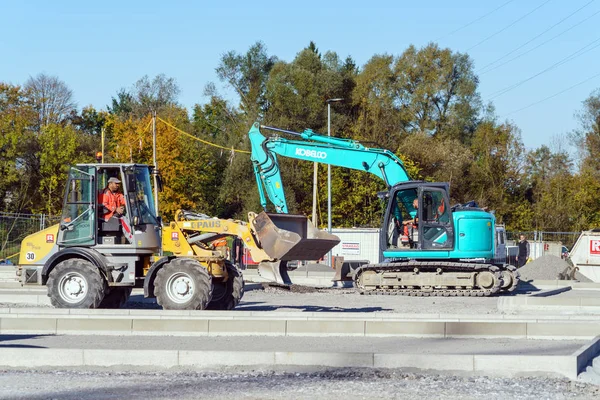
[248, 122, 520, 296]
[17, 163, 339, 309]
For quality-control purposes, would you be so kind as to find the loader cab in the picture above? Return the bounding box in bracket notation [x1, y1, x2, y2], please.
[383, 182, 454, 253]
[57, 163, 160, 251]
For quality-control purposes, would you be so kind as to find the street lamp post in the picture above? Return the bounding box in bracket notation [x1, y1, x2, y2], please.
[326, 98, 343, 267]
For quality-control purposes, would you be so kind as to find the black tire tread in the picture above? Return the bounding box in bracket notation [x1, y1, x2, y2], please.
[154, 258, 213, 310]
[207, 262, 244, 310]
[47, 258, 106, 309]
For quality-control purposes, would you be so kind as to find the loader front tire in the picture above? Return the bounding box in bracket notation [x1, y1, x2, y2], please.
[154, 258, 213, 310]
[99, 287, 132, 309]
[207, 262, 244, 310]
[47, 258, 106, 309]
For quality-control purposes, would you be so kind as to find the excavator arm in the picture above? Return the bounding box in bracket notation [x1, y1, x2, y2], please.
[248, 122, 411, 213]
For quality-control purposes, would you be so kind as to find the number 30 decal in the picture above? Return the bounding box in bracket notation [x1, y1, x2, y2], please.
[25, 252, 36, 261]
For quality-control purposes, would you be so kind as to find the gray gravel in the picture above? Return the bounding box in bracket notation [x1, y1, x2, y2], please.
[233, 286, 501, 314]
[518, 255, 592, 282]
[0, 284, 503, 315]
[0, 368, 598, 400]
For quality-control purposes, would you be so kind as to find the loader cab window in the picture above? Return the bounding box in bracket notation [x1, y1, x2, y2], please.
[58, 166, 95, 246]
[128, 167, 158, 226]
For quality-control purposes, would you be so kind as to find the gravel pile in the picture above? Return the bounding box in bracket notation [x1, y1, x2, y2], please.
[518, 255, 592, 282]
[0, 368, 598, 400]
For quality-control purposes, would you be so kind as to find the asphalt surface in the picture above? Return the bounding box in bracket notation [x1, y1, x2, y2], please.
[0, 335, 585, 355]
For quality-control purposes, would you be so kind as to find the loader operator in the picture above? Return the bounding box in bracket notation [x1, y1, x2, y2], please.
[98, 177, 126, 222]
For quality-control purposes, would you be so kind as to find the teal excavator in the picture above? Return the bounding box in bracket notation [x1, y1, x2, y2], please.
[249, 122, 519, 296]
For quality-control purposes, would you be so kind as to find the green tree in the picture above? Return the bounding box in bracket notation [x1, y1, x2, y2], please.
[0, 83, 36, 212]
[36, 124, 78, 215]
[216, 41, 277, 124]
[468, 121, 525, 218]
[393, 43, 481, 143]
[108, 74, 181, 119]
[24, 73, 76, 127]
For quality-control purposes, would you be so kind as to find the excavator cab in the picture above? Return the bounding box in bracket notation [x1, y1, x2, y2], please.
[384, 182, 454, 254]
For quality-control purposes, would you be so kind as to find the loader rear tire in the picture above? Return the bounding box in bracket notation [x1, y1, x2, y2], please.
[99, 287, 132, 309]
[154, 258, 213, 310]
[47, 258, 106, 309]
[207, 262, 244, 310]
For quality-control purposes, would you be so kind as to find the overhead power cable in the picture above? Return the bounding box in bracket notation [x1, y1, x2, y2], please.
[467, 0, 552, 52]
[502, 71, 600, 116]
[488, 36, 600, 100]
[157, 117, 251, 154]
[478, 0, 595, 74]
[436, 0, 515, 41]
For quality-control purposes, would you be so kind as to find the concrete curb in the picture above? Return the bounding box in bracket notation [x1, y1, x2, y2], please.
[0, 348, 589, 379]
[498, 294, 600, 313]
[1, 311, 600, 339]
[574, 335, 600, 377]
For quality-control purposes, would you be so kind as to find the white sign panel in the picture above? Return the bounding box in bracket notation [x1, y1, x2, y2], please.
[342, 242, 360, 255]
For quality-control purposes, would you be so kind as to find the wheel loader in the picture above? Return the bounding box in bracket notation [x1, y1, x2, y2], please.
[17, 163, 339, 310]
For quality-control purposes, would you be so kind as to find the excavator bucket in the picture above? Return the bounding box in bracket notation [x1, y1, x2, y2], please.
[252, 212, 340, 284]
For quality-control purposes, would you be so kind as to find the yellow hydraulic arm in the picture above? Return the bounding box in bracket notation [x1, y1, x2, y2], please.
[162, 210, 270, 263]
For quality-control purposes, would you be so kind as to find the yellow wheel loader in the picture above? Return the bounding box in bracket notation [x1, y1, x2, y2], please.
[17, 163, 339, 310]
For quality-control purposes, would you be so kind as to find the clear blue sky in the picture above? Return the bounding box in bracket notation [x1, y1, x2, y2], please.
[1, 0, 599, 152]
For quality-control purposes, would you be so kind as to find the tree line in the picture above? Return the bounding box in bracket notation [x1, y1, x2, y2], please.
[1, 41, 599, 232]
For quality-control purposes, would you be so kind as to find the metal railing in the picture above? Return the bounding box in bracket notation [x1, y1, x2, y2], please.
[0, 212, 60, 262]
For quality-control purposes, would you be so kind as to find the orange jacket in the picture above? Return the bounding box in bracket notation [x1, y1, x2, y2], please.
[98, 189, 125, 221]
[211, 238, 228, 248]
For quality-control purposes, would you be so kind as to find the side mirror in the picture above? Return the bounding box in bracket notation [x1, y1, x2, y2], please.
[377, 191, 389, 200]
[156, 174, 164, 192]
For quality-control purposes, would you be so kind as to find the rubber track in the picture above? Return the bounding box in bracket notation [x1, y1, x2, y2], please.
[354, 261, 502, 297]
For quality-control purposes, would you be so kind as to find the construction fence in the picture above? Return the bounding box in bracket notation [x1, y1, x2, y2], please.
[0, 212, 60, 263]
[506, 231, 579, 260]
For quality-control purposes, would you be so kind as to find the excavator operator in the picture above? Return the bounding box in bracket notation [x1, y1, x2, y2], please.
[402, 198, 419, 226]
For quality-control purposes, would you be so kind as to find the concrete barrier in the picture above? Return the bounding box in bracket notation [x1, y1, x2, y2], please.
[1, 310, 599, 339]
[0, 345, 595, 379]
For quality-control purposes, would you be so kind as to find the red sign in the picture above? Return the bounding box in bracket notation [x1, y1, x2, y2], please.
[46, 234, 54, 243]
[590, 240, 600, 255]
[171, 232, 179, 241]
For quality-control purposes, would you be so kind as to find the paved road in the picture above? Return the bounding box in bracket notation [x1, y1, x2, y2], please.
[0, 335, 585, 355]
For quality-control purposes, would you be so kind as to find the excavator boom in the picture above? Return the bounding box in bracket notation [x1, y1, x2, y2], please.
[249, 122, 410, 213]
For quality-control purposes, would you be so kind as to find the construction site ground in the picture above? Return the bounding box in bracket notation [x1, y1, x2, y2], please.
[1, 265, 600, 399]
